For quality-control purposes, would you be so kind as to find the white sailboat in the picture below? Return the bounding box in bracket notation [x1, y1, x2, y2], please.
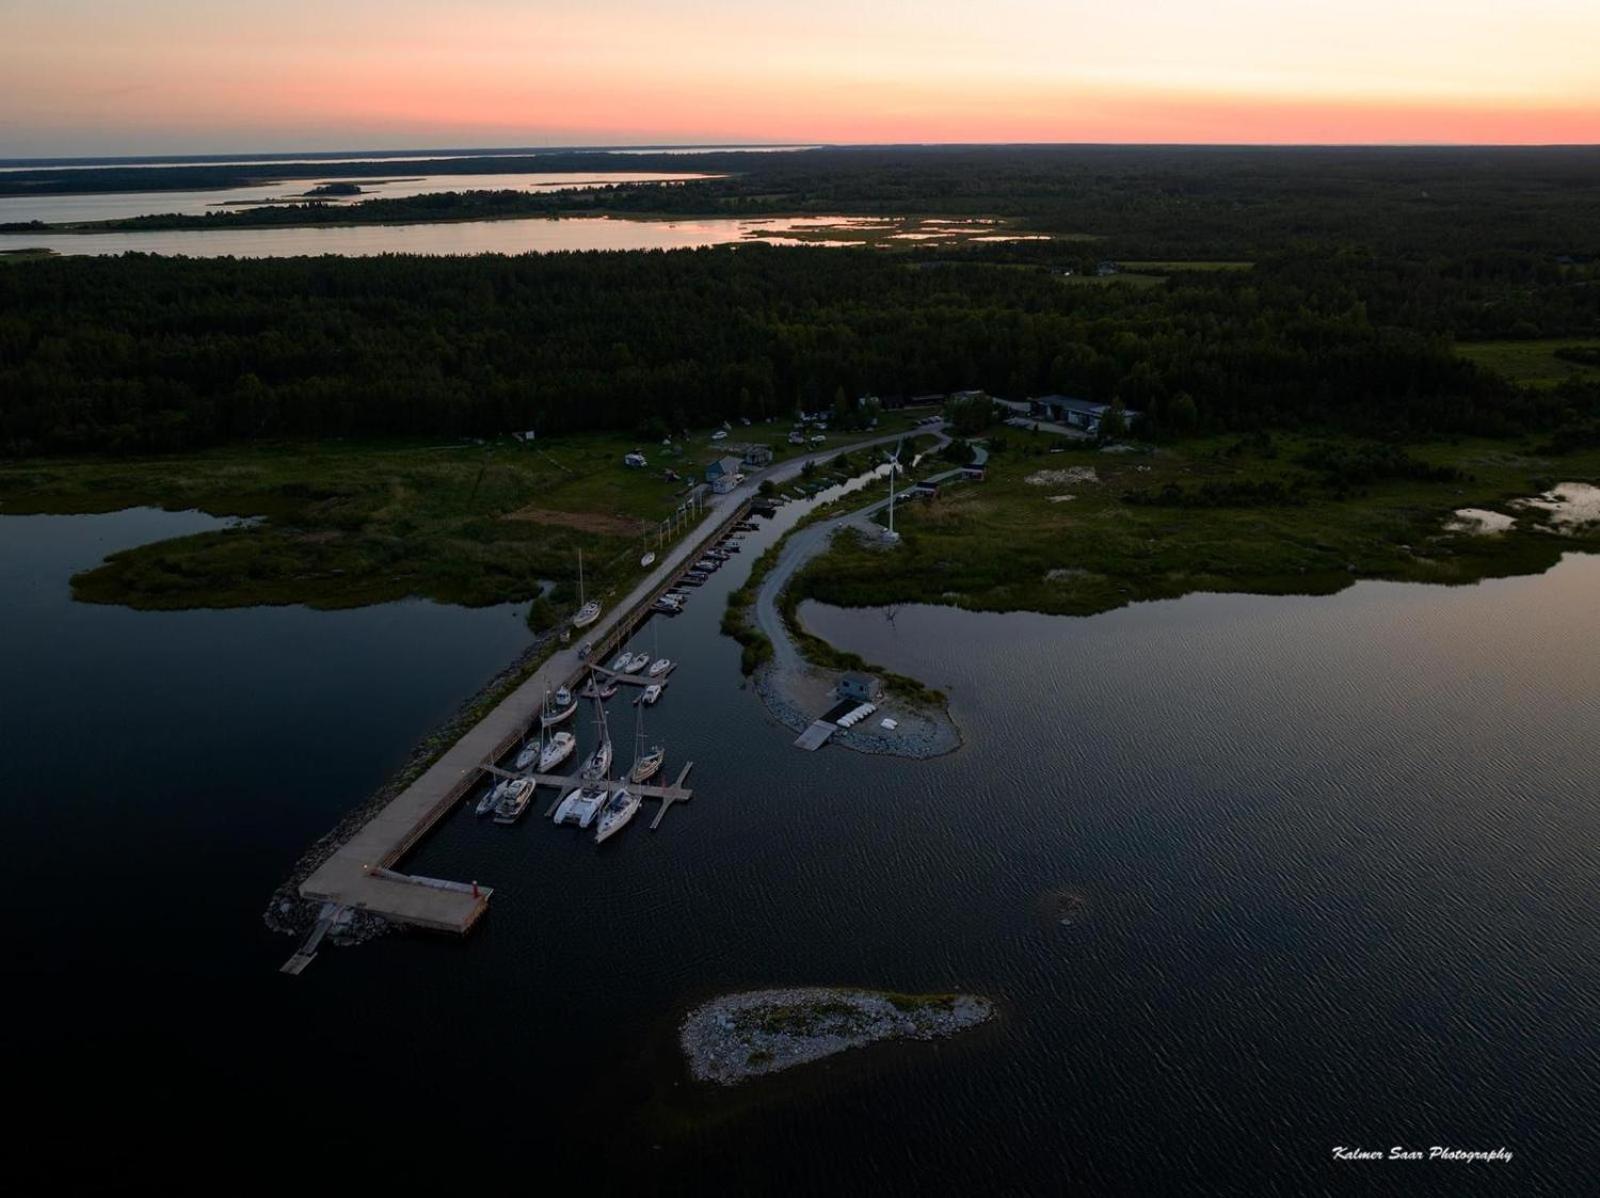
[594, 786, 640, 843]
[623, 652, 650, 674]
[539, 729, 576, 772]
[572, 549, 601, 628]
[629, 700, 664, 783]
[477, 777, 510, 817]
[579, 682, 613, 781]
[647, 657, 672, 677]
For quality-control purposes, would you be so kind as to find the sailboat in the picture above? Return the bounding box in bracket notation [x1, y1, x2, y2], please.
[541, 685, 577, 727]
[578, 682, 613, 782]
[594, 785, 640, 843]
[571, 549, 601, 628]
[539, 728, 576, 772]
[477, 776, 510, 817]
[629, 699, 664, 783]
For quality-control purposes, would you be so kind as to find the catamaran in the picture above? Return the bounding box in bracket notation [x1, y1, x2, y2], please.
[594, 786, 640, 843]
[553, 780, 610, 828]
[572, 549, 601, 629]
[541, 685, 577, 727]
[492, 776, 536, 824]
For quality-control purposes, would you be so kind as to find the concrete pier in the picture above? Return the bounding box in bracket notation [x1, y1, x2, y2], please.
[289, 432, 917, 952]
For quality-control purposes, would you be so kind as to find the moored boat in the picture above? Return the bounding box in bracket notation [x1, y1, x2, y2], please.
[647, 657, 672, 677]
[492, 776, 536, 824]
[477, 777, 510, 817]
[594, 787, 641, 842]
[641, 683, 662, 706]
[623, 652, 650, 674]
[553, 783, 609, 827]
[539, 729, 576, 772]
[542, 686, 577, 727]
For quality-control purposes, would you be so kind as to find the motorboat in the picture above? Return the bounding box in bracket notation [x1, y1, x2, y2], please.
[647, 657, 672, 677]
[541, 686, 577, 727]
[538, 729, 576, 772]
[594, 787, 641, 843]
[623, 652, 650, 674]
[641, 684, 662, 706]
[492, 776, 536, 824]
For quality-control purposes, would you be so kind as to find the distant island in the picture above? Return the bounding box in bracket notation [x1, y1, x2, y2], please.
[302, 182, 365, 198]
[680, 987, 994, 1084]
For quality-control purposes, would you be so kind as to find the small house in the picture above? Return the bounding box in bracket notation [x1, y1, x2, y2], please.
[838, 673, 877, 703]
[742, 444, 773, 468]
[705, 456, 743, 493]
[912, 479, 941, 499]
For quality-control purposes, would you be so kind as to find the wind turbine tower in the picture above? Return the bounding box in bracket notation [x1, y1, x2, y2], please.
[883, 439, 903, 543]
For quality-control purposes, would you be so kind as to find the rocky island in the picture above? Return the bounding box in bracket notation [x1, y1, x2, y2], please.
[680, 987, 994, 1085]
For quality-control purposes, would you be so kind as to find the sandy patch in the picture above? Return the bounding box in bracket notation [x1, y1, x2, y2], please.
[1512, 483, 1600, 533]
[1027, 467, 1098, 486]
[1446, 508, 1515, 535]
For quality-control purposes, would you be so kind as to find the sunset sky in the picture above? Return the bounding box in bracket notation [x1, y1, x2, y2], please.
[4, 0, 1598, 156]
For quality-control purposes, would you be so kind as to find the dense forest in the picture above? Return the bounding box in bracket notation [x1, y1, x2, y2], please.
[2, 147, 1598, 457]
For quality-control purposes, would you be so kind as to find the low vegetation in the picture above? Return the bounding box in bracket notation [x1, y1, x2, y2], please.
[794, 428, 1600, 619]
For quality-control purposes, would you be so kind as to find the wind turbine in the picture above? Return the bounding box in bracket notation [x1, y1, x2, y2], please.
[882, 438, 903, 543]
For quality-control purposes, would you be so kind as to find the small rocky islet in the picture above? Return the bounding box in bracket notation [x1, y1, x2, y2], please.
[680, 987, 994, 1085]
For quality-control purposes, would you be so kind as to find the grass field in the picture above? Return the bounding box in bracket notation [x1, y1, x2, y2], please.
[1456, 340, 1600, 388]
[1118, 260, 1254, 272]
[0, 413, 928, 613]
[793, 427, 1600, 620]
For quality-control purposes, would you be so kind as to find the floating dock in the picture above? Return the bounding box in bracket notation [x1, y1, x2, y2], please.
[794, 720, 837, 751]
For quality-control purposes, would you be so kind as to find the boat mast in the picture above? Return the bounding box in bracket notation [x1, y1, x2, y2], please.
[578, 548, 586, 605]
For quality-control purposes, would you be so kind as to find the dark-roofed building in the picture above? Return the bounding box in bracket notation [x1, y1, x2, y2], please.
[1030, 395, 1138, 435]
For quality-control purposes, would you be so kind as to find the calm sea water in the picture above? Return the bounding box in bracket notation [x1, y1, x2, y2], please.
[0, 214, 868, 258]
[0, 171, 711, 225]
[4, 503, 1596, 1193]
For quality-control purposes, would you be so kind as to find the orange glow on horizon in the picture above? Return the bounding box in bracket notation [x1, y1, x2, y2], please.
[2, 1, 1597, 154]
